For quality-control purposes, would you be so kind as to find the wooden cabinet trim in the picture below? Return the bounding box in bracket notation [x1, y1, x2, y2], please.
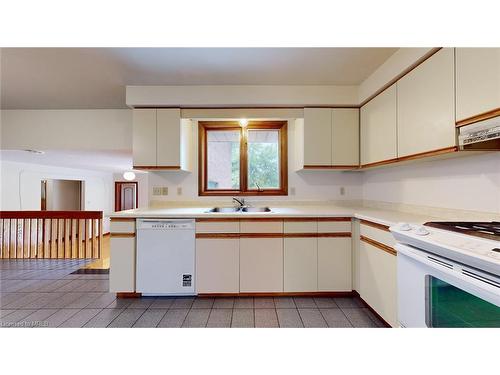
[133, 165, 181, 170]
[283, 233, 317, 238]
[360, 235, 397, 256]
[303, 165, 359, 169]
[195, 218, 240, 222]
[110, 218, 136, 222]
[359, 146, 458, 169]
[196, 233, 240, 239]
[317, 232, 351, 238]
[359, 219, 390, 232]
[239, 233, 284, 238]
[456, 108, 500, 127]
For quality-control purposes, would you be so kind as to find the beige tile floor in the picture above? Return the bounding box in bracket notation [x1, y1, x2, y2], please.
[0, 259, 385, 328]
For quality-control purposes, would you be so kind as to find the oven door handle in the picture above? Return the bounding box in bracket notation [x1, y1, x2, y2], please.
[396, 244, 500, 297]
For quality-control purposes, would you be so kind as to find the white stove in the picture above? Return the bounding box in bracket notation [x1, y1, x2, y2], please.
[390, 222, 500, 276]
[390, 221, 500, 328]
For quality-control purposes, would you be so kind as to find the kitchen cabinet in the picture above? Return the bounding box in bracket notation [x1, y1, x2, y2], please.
[239, 237, 283, 292]
[318, 237, 352, 292]
[332, 109, 359, 166]
[359, 240, 398, 327]
[132, 108, 191, 170]
[456, 48, 500, 123]
[397, 48, 455, 157]
[196, 238, 239, 293]
[109, 237, 136, 292]
[132, 109, 157, 167]
[284, 237, 318, 292]
[360, 84, 397, 165]
[302, 108, 359, 168]
[303, 108, 332, 166]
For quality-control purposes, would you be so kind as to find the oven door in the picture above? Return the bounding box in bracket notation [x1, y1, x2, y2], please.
[397, 244, 500, 328]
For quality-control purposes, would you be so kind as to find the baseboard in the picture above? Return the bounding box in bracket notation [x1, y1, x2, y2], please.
[116, 292, 142, 298]
[196, 291, 355, 298]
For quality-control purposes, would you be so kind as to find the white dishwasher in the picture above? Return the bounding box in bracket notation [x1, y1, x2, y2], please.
[136, 219, 196, 296]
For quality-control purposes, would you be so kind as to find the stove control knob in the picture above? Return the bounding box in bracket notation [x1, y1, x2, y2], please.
[415, 226, 430, 236]
[398, 223, 412, 231]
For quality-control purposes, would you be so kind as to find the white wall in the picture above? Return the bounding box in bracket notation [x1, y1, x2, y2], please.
[45, 179, 81, 210]
[113, 172, 149, 209]
[147, 119, 363, 204]
[362, 153, 500, 214]
[0, 160, 114, 232]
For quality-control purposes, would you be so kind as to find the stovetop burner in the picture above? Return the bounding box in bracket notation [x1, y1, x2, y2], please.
[424, 221, 500, 241]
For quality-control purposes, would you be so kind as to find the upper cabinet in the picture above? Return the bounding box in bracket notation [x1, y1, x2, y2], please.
[302, 107, 359, 169]
[456, 48, 500, 124]
[303, 108, 332, 166]
[397, 48, 456, 157]
[332, 109, 359, 166]
[360, 84, 397, 166]
[132, 108, 192, 171]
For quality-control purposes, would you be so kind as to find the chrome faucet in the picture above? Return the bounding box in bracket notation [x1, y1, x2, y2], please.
[232, 197, 246, 208]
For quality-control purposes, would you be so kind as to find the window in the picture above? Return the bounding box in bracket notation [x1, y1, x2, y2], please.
[199, 121, 287, 195]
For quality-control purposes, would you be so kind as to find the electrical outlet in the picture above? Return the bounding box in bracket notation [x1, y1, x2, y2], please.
[153, 187, 169, 196]
[177, 187, 182, 195]
[340, 187, 345, 196]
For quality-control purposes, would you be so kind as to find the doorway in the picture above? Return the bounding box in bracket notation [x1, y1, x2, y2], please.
[41, 179, 82, 210]
[115, 181, 138, 211]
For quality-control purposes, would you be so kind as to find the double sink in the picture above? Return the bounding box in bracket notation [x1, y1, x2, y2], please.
[206, 206, 271, 213]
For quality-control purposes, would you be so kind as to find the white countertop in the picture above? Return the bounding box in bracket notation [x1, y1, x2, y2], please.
[108, 204, 445, 227]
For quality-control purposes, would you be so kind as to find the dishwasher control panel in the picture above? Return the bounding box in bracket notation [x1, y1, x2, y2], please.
[137, 219, 195, 230]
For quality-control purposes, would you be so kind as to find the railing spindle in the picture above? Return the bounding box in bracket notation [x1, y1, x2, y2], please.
[0, 211, 103, 260]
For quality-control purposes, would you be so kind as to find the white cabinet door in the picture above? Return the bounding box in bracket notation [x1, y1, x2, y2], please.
[456, 48, 500, 122]
[317, 237, 352, 292]
[196, 238, 239, 294]
[284, 238, 318, 292]
[157, 108, 181, 167]
[303, 108, 332, 166]
[359, 241, 398, 327]
[360, 84, 397, 165]
[109, 237, 136, 292]
[132, 109, 157, 167]
[332, 109, 359, 166]
[240, 238, 283, 292]
[397, 48, 456, 157]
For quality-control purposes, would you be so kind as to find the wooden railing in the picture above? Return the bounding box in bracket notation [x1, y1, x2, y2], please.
[0, 211, 103, 259]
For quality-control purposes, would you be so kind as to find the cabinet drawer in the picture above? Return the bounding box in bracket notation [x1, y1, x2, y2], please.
[318, 220, 351, 233]
[240, 220, 283, 234]
[195, 220, 239, 233]
[360, 222, 395, 248]
[284, 221, 317, 233]
[110, 219, 136, 234]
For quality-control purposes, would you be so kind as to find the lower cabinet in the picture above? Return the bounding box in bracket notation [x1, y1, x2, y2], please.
[318, 237, 352, 292]
[284, 237, 318, 292]
[240, 237, 283, 292]
[196, 238, 239, 294]
[359, 240, 398, 327]
[109, 237, 136, 293]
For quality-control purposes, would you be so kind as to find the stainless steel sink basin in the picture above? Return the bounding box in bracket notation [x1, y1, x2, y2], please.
[241, 207, 271, 212]
[206, 207, 241, 213]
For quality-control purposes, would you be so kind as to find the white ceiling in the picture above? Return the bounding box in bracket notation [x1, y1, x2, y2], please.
[1, 48, 397, 109]
[0, 149, 141, 173]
